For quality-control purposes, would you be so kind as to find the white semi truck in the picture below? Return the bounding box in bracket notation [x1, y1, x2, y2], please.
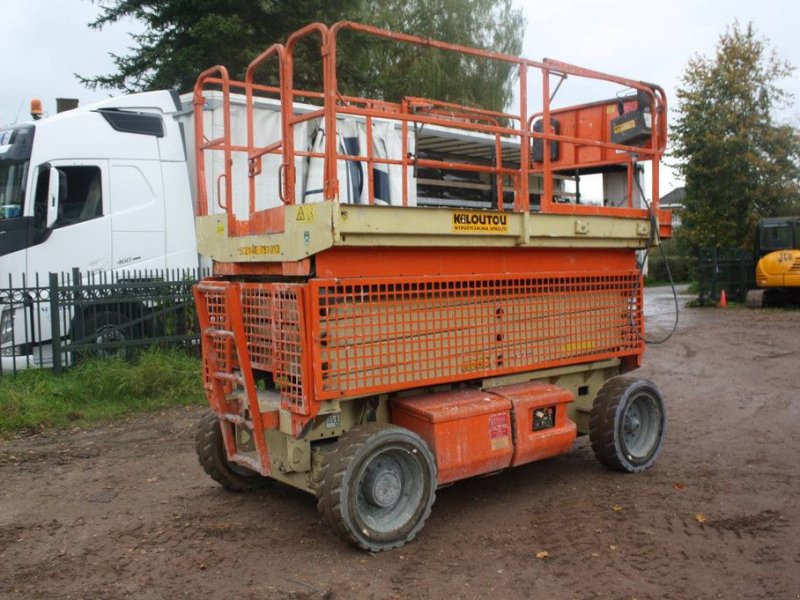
[0, 91, 200, 369]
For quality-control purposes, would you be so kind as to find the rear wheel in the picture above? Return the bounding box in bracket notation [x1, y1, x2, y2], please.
[589, 377, 666, 473]
[195, 412, 267, 491]
[72, 310, 130, 362]
[315, 424, 437, 552]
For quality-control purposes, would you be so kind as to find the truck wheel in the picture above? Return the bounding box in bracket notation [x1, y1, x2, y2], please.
[73, 310, 130, 362]
[589, 377, 666, 473]
[195, 412, 267, 492]
[315, 424, 437, 552]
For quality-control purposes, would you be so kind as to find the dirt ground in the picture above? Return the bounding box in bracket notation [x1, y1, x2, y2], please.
[2, 299, 799, 599]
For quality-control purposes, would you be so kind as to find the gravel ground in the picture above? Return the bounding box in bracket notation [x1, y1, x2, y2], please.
[1, 296, 799, 599]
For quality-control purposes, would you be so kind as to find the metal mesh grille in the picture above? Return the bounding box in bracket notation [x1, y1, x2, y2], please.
[241, 285, 274, 371]
[270, 285, 308, 413]
[202, 287, 234, 395]
[237, 283, 308, 413]
[311, 272, 643, 400]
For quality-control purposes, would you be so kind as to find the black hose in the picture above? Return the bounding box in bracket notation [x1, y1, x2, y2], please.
[631, 166, 679, 344]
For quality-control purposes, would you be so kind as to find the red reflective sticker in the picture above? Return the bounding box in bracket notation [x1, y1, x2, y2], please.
[489, 413, 509, 440]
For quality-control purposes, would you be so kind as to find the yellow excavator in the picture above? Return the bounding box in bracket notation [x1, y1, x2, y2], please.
[746, 217, 800, 308]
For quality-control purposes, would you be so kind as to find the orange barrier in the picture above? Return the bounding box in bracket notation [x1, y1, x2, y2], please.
[191, 21, 668, 234]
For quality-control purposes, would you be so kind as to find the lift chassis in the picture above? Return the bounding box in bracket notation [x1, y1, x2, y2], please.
[191, 21, 670, 551]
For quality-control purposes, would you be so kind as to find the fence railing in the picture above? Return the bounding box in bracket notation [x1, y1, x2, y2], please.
[1, 268, 208, 375]
[697, 248, 755, 305]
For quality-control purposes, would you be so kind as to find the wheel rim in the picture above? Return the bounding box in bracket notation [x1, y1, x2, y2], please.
[94, 324, 126, 359]
[621, 391, 662, 460]
[353, 444, 426, 537]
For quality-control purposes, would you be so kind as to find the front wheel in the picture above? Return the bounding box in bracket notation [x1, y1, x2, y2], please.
[195, 412, 267, 491]
[315, 424, 437, 552]
[589, 377, 666, 473]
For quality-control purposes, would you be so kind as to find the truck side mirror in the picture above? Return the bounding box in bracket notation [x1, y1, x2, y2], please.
[46, 167, 66, 229]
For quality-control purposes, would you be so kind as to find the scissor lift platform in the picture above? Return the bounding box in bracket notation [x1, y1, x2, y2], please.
[192, 20, 669, 552]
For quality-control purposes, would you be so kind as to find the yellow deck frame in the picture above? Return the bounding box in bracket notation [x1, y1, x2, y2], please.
[197, 204, 655, 264]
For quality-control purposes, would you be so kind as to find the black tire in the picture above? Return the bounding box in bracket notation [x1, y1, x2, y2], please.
[195, 412, 267, 492]
[315, 424, 437, 552]
[73, 310, 130, 362]
[589, 376, 666, 473]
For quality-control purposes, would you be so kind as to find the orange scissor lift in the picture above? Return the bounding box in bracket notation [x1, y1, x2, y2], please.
[192, 22, 671, 551]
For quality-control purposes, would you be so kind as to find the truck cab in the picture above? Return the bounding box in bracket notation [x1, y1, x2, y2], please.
[0, 91, 198, 369]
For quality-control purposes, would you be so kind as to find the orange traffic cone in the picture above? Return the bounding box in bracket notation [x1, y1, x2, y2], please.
[719, 289, 727, 308]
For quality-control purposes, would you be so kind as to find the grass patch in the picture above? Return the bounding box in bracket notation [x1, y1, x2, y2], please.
[0, 348, 205, 436]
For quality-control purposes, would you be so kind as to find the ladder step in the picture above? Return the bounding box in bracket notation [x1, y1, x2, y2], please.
[229, 453, 267, 476]
[214, 371, 245, 385]
[219, 409, 279, 431]
[204, 327, 235, 338]
[220, 413, 252, 429]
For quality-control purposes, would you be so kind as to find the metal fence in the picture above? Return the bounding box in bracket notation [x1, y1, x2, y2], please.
[697, 248, 755, 305]
[1, 268, 208, 375]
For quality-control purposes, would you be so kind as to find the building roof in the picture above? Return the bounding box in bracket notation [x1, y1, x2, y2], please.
[660, 187, 686, 207]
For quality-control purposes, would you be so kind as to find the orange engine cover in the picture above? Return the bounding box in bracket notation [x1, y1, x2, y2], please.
[487, 382, 577, 467]
[391, 383, 576, 485]
[391, 389, 513, 485]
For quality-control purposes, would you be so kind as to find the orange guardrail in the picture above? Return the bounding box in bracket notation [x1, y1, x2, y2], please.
[192, 21, 668, 234]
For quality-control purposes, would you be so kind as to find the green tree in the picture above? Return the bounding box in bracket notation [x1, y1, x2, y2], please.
[80, 0, 525, 112]
[673, 21, 800, 253]
[80, 0, 359, 93]
[336, 0, 524, 110]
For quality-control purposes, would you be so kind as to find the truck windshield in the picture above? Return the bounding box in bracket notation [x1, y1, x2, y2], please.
[760, 224, 794, 251]
[0, 160, 28, 220]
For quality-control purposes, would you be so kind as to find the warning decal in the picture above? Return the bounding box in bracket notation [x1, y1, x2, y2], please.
[613, 119, 636, 135]
[452, 211, 508, 234]
[296, 205, 315, 222]
[489, 412, 510, 450]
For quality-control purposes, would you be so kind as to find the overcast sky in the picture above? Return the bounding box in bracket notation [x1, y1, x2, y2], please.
[521, 0, 799, 123]
[2, 0, 799, 194]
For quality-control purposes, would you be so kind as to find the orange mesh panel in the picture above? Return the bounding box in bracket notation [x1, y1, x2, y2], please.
[202, 287, 235, 397]
[310, 272, 642, 400]
[270, 285, 309, 413]
[238, 283, 310, 413]
[240, 285, 274, 371]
